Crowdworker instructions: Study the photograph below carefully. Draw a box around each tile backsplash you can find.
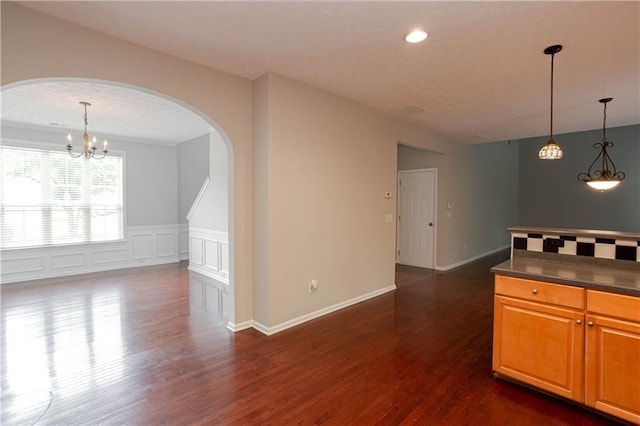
[512,231,640,263]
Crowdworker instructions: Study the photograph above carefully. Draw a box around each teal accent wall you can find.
[518,124,639,232]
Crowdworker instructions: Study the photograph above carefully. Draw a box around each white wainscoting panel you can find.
[91,248,128,265]
[2,256,45,274]
[1,225,182,284]
[190,236,204,266]
[157,232,175,258]
[178,224,189,260]
[51,252,87,269]
[188,227,229,284]
[132,233,153,260]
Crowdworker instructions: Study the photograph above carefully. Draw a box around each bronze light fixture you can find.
[577,98,625,191]
[66,101,109,160]
[538,45,564,160]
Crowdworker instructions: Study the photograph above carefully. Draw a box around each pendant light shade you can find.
[539,45,563,160]
[538,139,563,160]
[577,98,625,191]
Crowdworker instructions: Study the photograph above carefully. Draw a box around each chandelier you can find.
[538,45,564,160]
[66,101,108,160]
[577,98,625,191]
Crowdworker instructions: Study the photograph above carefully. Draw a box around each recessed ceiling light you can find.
[405,29,428,44]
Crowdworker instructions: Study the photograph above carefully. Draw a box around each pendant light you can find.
[577,98,625,191]
[538,45,564,160]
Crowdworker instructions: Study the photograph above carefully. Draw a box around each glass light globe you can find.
[538,140,563,160]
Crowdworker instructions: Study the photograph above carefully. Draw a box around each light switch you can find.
[385,214,393,224]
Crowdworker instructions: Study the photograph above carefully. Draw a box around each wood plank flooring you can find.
[1,254,626,425]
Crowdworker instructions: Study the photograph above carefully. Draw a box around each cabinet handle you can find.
[576,319,582,325]
[532,289,538,294]
[587,321,594,327]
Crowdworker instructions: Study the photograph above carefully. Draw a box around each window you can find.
[1,145,124,248]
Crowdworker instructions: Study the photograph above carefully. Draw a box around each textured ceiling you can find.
[1,81,211,144]
[8,1,640,144]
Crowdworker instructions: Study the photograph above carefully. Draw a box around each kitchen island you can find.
[491,227,640,424]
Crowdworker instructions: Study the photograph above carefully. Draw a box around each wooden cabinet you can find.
[493,276,584,401]
[585,291,640,424]
[494,277,640,424]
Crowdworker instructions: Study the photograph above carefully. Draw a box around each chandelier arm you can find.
[92,150,108,160]
[601,145,621,177]
[66,148,84,159]
[577,144,605,182]
[600,144,610,175]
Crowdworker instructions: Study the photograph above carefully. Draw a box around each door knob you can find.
[428,222,433,226]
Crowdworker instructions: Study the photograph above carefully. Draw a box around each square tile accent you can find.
[560,235,577,241]
[616,239,638,247]
[576,242,595,257]
[595,243,616,259]
[543,240,559,253]
[595,237,616,245]
[615,245,637,261]
[528,238,543,252]
[558,241,577,255]
[577,236,596,243]
[513,237,527,250]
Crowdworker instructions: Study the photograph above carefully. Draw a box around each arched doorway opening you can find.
[0,77,236,324]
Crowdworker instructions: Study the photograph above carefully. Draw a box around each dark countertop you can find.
[491,257,640,297]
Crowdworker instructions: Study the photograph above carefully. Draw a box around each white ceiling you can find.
[1,81,211,144]
[7,1,640,144]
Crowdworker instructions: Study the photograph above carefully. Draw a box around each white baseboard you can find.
[434,244,510,272]
[244,284,397,336]
[227,320,253,332]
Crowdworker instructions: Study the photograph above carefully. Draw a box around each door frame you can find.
[396,168,438,269]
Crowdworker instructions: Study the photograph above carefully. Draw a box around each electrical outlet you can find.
[308,279,318,293]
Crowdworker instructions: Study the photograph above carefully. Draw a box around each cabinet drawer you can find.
[587,290,640,322]
[495,275,584,309]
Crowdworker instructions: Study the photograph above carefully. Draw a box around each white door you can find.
[397,169,436,269]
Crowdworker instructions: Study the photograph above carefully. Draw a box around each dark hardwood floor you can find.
[1,254,625,425]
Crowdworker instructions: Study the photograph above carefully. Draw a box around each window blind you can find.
[1,145,124,248]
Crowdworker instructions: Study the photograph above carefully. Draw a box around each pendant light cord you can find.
[549,52,555,139]
[602,100,607,143]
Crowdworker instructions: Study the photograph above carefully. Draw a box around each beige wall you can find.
[252,75,270,325]
[1,3,254,324]
[256,74,461,326]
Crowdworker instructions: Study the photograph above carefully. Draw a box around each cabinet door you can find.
[585,314,640,424]
[493,296,584,401]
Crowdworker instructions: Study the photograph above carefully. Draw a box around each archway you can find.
[0,77,236,325]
